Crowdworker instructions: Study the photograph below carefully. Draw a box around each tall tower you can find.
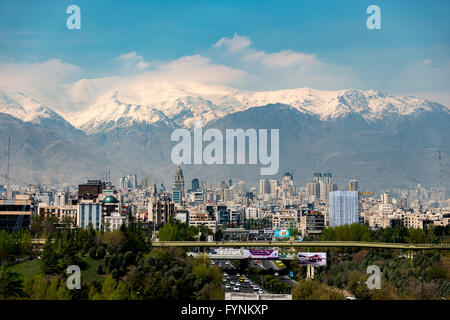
[173,166,185,196]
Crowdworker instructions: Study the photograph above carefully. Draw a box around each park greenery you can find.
[0,219,448,300]
[0,217,224,300]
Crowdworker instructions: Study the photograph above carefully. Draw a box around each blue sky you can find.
[0,0,449,107]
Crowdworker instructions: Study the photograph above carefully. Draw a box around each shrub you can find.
[97,246,106,259]
[97,264,104,275]
[103,255,110,267]
[111,269,120,280]
[124,251,134,265]
[88,247,97,259]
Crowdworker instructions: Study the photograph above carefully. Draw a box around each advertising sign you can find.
[297,252,327,266]
[243,249,279,260]
[273,229,290,238]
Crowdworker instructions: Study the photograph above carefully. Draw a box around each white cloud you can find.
[117,51,150,70]
[244,49,319,68]
[152,54,246,84]
[213,33,252,53]
[0,59,81,108]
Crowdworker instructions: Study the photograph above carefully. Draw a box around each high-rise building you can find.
[313,173,322,183]
[223,188,234,202]
[191,178,200,192]
[329,191,359,227]
[235,181,246,196]
[322,172,332,184]
[320,181,338,201]
[269,179,278,196]
[127,174,138,189]
[259,179,269,195]
[141,177,151,189]
[381,192,393,204]
[349,180,359,191]
[119,176,128,190]
[306,181,320,200]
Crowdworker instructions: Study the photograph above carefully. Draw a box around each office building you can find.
[78,180,104,200]
[77,200,102,230]
[0,195,33,231]
[191,178,200,192]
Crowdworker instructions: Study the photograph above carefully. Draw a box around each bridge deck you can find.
[30,239,449,250]
[151,241,450,250]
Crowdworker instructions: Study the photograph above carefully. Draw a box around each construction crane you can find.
[359,192,374,196]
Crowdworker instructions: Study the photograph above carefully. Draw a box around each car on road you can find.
[258,289,264,294]
[225,284,230,289]
[233,287,240,292]
[230,281,235,285]
[298,254,323,263]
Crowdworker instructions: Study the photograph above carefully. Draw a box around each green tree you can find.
[0,266,26,299]
[41,240,60,275]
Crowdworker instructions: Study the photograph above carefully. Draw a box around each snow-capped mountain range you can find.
[0,82,448,134]
[0,82,448,187]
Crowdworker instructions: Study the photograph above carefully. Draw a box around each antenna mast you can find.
[5,136,10,188]
[439,150,442,215]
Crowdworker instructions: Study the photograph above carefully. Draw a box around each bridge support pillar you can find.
[306,265,314,280]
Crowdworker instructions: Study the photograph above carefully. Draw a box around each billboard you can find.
[297,252,327,266]
[273,229,290,238]
[243,249,279,260]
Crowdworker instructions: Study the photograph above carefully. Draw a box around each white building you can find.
[245,207,260,220]
[104,213,128,232]
[329,191,359,227]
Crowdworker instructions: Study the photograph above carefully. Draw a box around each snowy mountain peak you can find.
[0,86,68,124]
